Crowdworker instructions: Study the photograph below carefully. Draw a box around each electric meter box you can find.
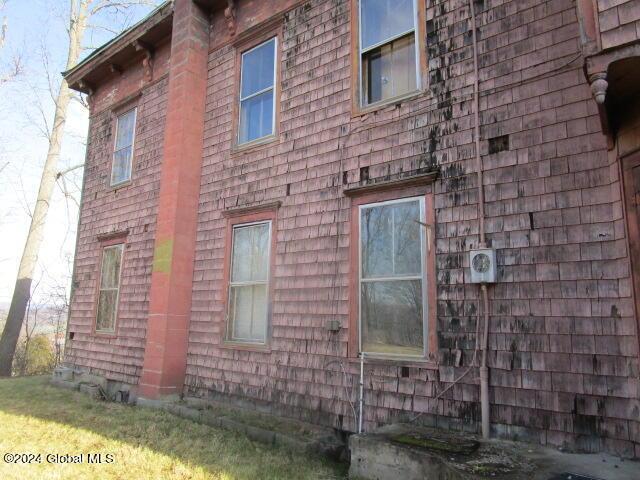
[469,248,497,284]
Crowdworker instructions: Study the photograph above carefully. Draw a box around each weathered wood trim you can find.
[217,342,271,353]
[346,356,438,369]
[349,0,428,117]
[229,12,285,49]
[619,149,640,363]
[343,170,438,197]
[89,73,169,119]
[347,184,438,361]
[228,21,284,154]
[111,98,140,131]
[96,229,130,242]
[221,200,282,218]
[585,40,640,76]
[64,2,173,91]
[220,206,279,349]
[91,234,128,339]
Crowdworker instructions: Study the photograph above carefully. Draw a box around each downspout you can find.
[469,0,491,439]
[358,353,365,434]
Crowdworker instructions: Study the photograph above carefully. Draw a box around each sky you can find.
[0,0,162,307]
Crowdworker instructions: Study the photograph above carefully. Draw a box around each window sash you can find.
[359,0,417,51]
[358,0,420,107]
[361,28,416,55]
[238,38,277,144]
[358,197,428,357]
[227,221,272,343]
[96,244,124,333]
[111,108,137,185]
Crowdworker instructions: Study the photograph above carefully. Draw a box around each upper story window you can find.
[111,108,136,186]
[227,221,272,343]
[96,243,124,333]
[359,197,427,356]
[238,37,277,145]
[358,0,419,106]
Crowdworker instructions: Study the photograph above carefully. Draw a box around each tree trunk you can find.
[0,1,87,376]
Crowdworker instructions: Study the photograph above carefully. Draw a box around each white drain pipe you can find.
[358,353,364,434]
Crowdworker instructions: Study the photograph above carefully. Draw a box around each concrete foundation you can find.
[349,424,639,480]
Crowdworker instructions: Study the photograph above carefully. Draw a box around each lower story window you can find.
[96,244,124,333]
[359,197,427,356]
[227,221,271,343]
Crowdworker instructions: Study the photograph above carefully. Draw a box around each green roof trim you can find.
[63,0,172,79]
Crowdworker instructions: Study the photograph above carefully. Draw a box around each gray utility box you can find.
[469,248,497,284]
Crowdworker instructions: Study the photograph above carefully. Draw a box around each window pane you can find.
[361,204,393,278]
[393,200,421,276]
[361,0,415,49]
[239,90,274,144]
[241,38,275,98]
[96,290,118,332]
[116,109,136,150]
[111,147,132,185]
[361,280,423,355]
[363,34,416,105]
[229,284,267,342]
[232,223,270,283]
[101,246,122,289]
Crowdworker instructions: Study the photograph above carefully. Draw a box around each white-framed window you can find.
[96,244,124,333]
[227,221,271,343]
[359,197,427,356]
[238,37,277,145]
[111,108,137,186]
[358,0,419,106]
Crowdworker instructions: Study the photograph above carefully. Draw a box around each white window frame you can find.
[358,0,421,107]
[227,220,272,344]
[96,243,124,334]
[238,37,278,145]
[110,107,137,186]
[358,196,428,357]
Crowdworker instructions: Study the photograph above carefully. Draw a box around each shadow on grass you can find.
[0,376,347,479]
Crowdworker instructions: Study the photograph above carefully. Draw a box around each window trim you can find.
[227,220,272,344]
[110,107,137,187]
[348,186,437,362]
[232,31,281,151]
[238,37,277,145]
[358,196,428,358]
[93,237,126,337]
[221,206,278,350]
[351,0,427,116]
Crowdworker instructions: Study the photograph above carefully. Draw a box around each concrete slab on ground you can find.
[349,424,638,480]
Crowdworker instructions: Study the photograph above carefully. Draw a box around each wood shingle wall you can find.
[184,0,639,457]
[65,0,640,458]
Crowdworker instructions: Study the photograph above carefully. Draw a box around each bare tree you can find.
[14,277,42,376]
[0,0,157,376]
[0,0,23,85]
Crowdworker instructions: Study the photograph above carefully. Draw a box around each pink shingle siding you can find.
[65,0,640,458]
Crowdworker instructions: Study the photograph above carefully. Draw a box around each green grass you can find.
[0,376,347,480]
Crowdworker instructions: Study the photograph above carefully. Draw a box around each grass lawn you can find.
[0,376,347,479]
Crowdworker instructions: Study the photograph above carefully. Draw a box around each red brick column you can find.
[139,0,209,399]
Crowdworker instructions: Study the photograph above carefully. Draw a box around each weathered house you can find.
[62,0,640,458]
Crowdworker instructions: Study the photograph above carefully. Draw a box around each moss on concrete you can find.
[391,433,479,455]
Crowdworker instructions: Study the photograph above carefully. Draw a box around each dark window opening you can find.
[488,135,510,154]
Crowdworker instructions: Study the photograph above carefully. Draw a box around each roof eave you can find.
[64,1,174,94]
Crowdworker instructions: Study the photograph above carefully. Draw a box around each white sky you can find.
[0,0,161,306]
